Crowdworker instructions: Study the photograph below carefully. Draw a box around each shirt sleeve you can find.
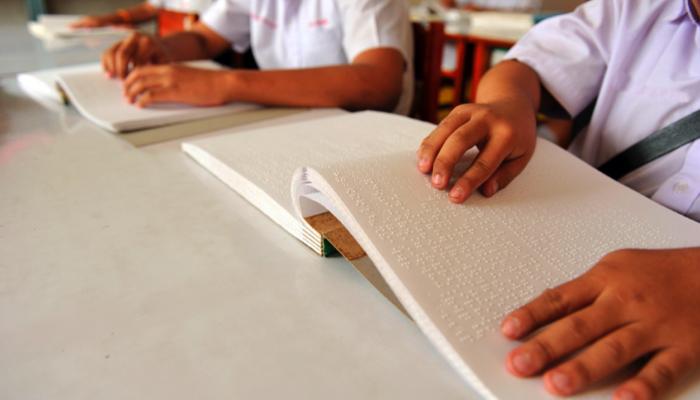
[200,0,251,52]
[504,0,620,117]
[336,0,412,64]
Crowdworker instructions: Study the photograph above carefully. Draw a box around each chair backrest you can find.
[156,8,198,37]
[411,21,445,124]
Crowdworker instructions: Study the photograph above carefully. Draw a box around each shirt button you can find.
[672,181,689,194]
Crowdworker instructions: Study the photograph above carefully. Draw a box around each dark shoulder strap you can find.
[598,109,700,180]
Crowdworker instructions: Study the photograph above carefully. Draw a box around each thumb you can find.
[480,155,530,197]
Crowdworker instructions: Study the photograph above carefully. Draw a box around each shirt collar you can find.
[665,0,700,24]
[687,0,700,24]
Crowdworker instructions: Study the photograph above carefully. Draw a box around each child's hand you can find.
[416,99,537,203]
[501,247,700,400]
[102,33,170,79]
[70,16,106,29]
[70,15,132,29]
[123,64,230,107]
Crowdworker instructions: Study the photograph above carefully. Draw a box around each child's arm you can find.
[415,60,541,203]
[70,2,158,28]
[501,247,700,400]
[101,22,230,79]
[121,47,404,112]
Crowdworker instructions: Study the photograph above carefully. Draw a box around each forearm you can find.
[160,23,231,62]
[220,65,402,111]
[476,60,541,115]
[158,32,211,61]
[97,3,158,25]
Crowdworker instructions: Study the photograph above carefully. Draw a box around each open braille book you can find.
[17,61,257,132]
[182,111,700,399]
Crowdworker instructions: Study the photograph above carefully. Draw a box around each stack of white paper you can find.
[28,14,131,40]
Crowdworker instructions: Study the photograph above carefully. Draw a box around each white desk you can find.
[0,40,479,399]
[0,20,120,78]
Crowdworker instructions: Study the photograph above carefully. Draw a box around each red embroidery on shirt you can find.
[308,18,328,28]
[250,12,277,29]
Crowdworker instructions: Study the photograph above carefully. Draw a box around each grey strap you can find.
[598,109,700,180]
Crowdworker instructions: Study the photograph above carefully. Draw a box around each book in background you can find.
[17,61,258,132]
[28,14,132,40]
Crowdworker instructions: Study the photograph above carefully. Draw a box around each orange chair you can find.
[465,34,516,101]
[411,21,446,124]
[156,8,198,37]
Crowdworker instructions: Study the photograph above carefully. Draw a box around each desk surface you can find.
[0,29,478,399]
[0,20,120,78]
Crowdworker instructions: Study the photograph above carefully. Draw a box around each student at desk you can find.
[417,0,700,398]
[100,0,413,115]
[71,0,213,36]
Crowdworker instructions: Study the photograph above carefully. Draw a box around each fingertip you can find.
[613,387,641,400]
[431,173,446,189]
[481,180,499,198]
[448,185,466,203]
[616,379,654,400]
[500,315,521,339]
[505,352,520,376]
[417,156,432,174]
[544,370,576,396]
[506,349,537,377]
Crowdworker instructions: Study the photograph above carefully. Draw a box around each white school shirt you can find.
[148,0,214,13]
[200,0,414,115]
[505,0,700,222]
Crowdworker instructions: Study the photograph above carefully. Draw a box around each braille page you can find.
[56,62,257,132]
[182,111,432,251]
[292,139,700,399]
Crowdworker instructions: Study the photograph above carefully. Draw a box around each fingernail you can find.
[614,389,637,400]
[418,157,430,171]
[485,181,499,197]
[547,371,574,394]
[511,351,534,375]
[501,316,520,337]
[432,173,444,187]
[449,186,465,201]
